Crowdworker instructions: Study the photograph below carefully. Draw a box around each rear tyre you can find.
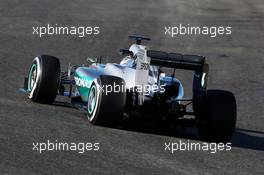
[27,55,60,104]
[87,75,126,126]
[199,90,237,143]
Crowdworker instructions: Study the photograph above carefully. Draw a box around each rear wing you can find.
[147,50,205,71]
[147,50,208,118]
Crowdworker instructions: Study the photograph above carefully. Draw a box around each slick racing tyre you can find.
[87,75,126,126]
[27,55,60,104]
[199,90,237,143]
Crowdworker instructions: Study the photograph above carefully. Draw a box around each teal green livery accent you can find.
[87,85,97,114]
[28,63,37,91]
[74,66,104,102]
[74,73,92,102]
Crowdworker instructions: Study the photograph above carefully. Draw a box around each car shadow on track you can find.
[118,118,200,140]
[117,118,264,152]
[53,101,73,108]
[52,101,264,152]
[231,128,264,151]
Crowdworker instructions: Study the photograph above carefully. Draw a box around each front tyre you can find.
[199,90,237,143]
[27,55,60,104]
[87,75,126,126]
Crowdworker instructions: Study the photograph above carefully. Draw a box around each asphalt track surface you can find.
[0,0,264,174]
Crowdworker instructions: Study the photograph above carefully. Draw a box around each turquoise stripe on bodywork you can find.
[74,66,104,102]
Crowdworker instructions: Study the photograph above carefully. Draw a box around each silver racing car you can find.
[21,35,237,142]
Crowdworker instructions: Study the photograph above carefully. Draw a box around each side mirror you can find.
[86,57,97,65]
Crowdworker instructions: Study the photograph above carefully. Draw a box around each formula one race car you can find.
[20,35,236,142]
